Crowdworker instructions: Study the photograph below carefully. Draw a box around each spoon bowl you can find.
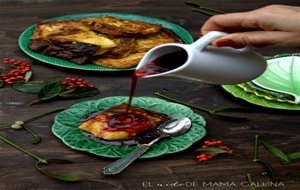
[103,117,192,175]
[158,117,192,137]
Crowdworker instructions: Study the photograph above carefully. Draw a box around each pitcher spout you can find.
[135,43,189,78]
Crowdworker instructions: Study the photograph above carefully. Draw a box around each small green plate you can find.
[222,54,300,110]
[252,53,300,104]
[52,96,206,158]
[19,13,194,71]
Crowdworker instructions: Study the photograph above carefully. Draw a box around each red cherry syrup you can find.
[127,50,188,108]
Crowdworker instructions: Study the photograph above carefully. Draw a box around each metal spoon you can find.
[102,117,192,175]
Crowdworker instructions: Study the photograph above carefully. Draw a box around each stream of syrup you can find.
[106,50,187,138]
[82,50,188,145]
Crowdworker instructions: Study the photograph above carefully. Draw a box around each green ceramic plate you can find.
[222,84,300,110]
[252,53,300,104]
[52,96,206,158]
[222,54,300,110]
[19,13,194,71]
[237,83,295,104]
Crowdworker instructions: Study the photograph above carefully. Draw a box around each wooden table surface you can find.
[1,0,299,189]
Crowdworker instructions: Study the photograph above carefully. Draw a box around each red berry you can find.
[16,76,25,80]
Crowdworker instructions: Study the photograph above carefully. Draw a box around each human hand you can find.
[201,5,300,48]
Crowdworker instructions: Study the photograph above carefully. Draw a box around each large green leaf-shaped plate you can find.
[252,54,300,104]
[52,96,206,158]
[19,13,193,71]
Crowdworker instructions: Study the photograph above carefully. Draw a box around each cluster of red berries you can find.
[196,140,233,162]
[0,58,31,84]
[61,77,95,90]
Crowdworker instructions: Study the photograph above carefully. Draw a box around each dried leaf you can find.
[25,71,32,82]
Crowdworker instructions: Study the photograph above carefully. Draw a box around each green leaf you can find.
[12,81,43,94]
[282,151,300,164]
[194,147,227,154]
[36,161,79,182]
[29,78,63,106]
[59,86,100,99]
[287,151,300,160]
[37,83,62,101]
[260,141,290,163]
[36,78,63,101]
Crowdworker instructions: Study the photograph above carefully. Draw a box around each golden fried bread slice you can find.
[79,104,171,140]
[31,20,90,39]
[92,28,181,68]
[29,20,118,64]
[102,37,137,58]
[31,20,117,49]
[81,16,162,37]
[134,30,180,53]
[92,52,145,68]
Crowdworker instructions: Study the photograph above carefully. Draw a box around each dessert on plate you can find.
[79,103,172,141]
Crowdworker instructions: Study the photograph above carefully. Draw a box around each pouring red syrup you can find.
[127,50,188,109]
[103,50,187,138]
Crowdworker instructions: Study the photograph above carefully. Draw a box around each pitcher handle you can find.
[191,31,228,51]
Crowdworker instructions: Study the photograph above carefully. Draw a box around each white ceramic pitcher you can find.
[135,31,267,84]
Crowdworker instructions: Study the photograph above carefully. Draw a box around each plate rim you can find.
[18,12,194,72]
[221,53,300,110]
[252,54,300,103]
[51,96,206,158]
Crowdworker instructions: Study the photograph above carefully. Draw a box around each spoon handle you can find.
[103,144,151,175]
